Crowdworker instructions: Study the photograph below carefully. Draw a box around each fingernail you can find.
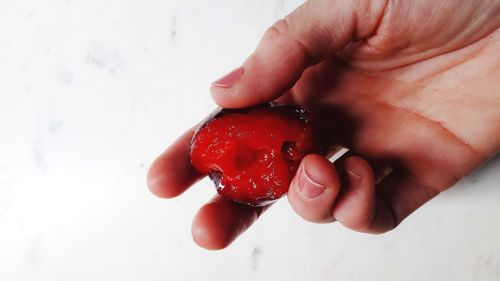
[297,165,325,199]
[212,66,243,88]
[346,169,362,187]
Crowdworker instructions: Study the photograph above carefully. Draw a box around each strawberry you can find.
[190,103,321,206]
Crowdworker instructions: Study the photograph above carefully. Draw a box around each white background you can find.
[1,0,499,280]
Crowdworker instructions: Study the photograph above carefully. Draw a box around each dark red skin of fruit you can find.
[190,103,321,207]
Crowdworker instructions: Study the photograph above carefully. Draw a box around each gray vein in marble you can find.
[58,70,73,86]
[0,177,15,219]
[33,148,47,174]
[251,246,262,271]
[86,46,122,74]
[48,120,64,135]
[170,14,177,46]
[25,236,44,266]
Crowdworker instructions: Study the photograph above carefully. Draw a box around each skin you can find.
[147,0,500,250]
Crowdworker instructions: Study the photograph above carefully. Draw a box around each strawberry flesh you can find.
[190,103,320,206]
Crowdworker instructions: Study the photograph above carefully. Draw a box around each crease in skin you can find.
[336,37,497,157]
[271,18,315,66]
[343,0,390,51]
[300,55,495,163]
[398,169,441,211]
[405,1,443,47]
[370,193,397,231]
[373,169,440,231]
[275,0,389,66]
[376,96,488,159]
[368,98,485,190]
[411,31,494,83]
[347,23,497,74]
[366,0,389,39]
[405,172,441,199]
[360,69,428,93]
[400,170,442,199]
[440,139,461,188]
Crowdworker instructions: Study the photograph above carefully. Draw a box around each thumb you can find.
[210,0,387,108]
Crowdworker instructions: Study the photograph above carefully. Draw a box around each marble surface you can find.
[1,1,499,280]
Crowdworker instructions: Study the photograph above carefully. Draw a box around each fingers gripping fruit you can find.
[190,103,321,207]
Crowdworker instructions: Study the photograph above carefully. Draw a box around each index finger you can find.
[147,128,203,198]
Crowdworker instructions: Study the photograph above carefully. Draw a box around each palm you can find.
[293,29,497,180]
[280,27,500,220]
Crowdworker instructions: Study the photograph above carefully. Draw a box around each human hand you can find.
[148,0,500,249]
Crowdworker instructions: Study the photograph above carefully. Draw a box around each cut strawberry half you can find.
[190,103,321,206]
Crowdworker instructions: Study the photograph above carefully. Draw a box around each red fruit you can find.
[190,103,321,207]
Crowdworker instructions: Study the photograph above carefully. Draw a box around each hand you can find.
[147,0,500,249]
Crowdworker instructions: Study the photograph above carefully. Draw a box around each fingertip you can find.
[147,151,173,198]
[332,156,376,231]
[210,66,251,108]
[343,156,375,184]
[209,19,310,108]
[211,66,244,89]
[210,82,255,109]
[191,200,233,250]
[147,129,203,199]
[191,196,264,250]
[288,154,341,223]
[302,154,341,191]
[147,153,192,199]
[146,158,171,198]
[192,225,227,250]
